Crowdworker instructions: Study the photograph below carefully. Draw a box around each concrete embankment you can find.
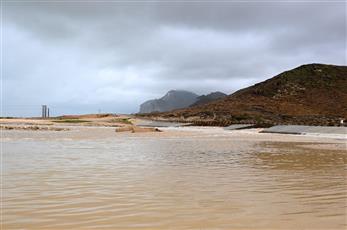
[261,125,346,138]
[135,120,192,127]
[224,124,255,130]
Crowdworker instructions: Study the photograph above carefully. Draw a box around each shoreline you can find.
[2,118,346,151]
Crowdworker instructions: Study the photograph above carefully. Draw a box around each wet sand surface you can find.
[2,126,347,229]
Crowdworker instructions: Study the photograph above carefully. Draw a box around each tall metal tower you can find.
[41,105,50,118]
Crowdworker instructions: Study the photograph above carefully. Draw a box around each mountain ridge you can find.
[139,90,199,113]
[190,92,227,107]
[139,90,227,113]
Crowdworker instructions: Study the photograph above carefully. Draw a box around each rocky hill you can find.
[142,64,347,126]
[190,92,227,107]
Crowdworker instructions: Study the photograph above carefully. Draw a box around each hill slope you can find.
[144,64,347,126]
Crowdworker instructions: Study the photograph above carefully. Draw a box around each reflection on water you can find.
[3,134,347,229]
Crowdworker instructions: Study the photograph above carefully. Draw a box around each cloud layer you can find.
[3,1,346,116]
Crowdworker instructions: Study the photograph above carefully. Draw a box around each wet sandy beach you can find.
[2,125,347,229]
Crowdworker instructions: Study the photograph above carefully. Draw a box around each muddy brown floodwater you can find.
[2,126,347,229]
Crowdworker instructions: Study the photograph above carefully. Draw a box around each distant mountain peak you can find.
[138,90,228,114]
[139,90,198,113]
[190,91,227,107]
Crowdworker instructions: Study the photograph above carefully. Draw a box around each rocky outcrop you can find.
[0,125,69,131]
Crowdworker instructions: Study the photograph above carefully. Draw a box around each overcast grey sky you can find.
[3,0,346,116]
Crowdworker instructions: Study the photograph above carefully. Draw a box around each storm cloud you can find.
[3,1,346,116]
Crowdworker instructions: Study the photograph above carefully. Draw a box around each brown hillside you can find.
[141,64,347,126]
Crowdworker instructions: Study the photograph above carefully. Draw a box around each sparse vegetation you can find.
[53,119,90,123]
[110,118,132,125]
